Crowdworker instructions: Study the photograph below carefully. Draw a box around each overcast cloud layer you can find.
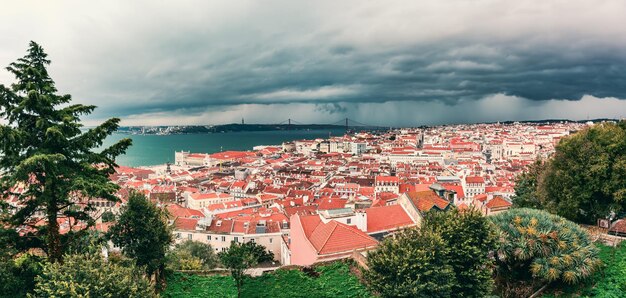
[1,0,626,126]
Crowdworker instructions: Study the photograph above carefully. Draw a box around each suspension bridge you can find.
[272,118,385,129]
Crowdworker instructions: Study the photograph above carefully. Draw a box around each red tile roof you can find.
[317,198,347,210]
[167,204,204,218]
[298,215,378,254]
[366,205,415,233]
[405,190,450,212]
[376,176,399,183]
[465,176,485,184]
[485,196,512,209]
[174,218,198,230]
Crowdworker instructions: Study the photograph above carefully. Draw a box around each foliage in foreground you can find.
[490,208,601,297]
[365,228,454,297]
[513,121,626,224]
[218,241,275,298]
[108,191,172,283]
[365,208,498,297]
[32,253,155,298]
[543,242,626,297]
[0,41,131,262]
[0,253,43,298]
[422,208,499,297]
[164,261,371,298]
[167,240,219,271]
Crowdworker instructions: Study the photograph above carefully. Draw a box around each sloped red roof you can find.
[317,198,347,210]
[474,193,488,202]
[441,184,465,199]
[485,196,512,209]
[174,217,198,230]
[167,204,204,218]
[405,190,450,212]
[366,205,414,233]
[299,215,378,254]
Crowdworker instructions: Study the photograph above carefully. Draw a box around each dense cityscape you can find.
[2,1,626,297]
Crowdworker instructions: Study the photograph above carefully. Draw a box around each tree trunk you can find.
[47,202,61,262]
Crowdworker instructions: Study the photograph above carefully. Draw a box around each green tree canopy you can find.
[422,208,499,297]
[365,228,455,297]
[490,208,601,297]
[167,240,218,271]
[108,191,172,283]
[32,253,155,298]
[0,41,131,262]
[365,208,498,298]
[512,159,549,209]
[514,122,626,224]
[219,241,272,298]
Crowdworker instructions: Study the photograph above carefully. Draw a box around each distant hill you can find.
[116,118,621,134]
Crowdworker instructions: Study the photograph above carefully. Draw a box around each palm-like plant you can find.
[490,208,601,297]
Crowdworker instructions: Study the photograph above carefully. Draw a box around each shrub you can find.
[490,208,601,297]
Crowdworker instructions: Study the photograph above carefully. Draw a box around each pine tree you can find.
[0,41,131,262]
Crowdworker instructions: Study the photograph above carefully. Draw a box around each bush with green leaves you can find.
[365,228,455,297]
[108,191,172,283]
[514,121,626,224]
[32,253,155,298]
[490,208,601,297]
[422,208,499,297]
[219,241,274,298]
[167,240,218,271]
[365,208,498,298]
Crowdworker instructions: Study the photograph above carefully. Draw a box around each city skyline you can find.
[1,1,626,126]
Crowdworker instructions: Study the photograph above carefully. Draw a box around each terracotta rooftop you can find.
[167,204,204,218]
[366,205,415,233]
[405,190,450,212]
[298,215,378,254]
[485,196,512,209]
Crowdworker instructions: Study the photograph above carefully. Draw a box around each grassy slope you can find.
[163,262,373,298]
[545,243,626,297]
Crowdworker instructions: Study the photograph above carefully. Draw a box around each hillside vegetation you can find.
[164,262,372,298]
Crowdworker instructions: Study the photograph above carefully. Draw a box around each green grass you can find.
[544,242,626,297]
[163,262,373,298]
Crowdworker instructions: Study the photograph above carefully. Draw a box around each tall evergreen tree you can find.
[0,41,131,262]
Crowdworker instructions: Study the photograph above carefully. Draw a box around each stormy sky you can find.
[1,1,626,126]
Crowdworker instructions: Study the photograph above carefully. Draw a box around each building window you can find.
[250,238,255,243]
[269,238,272,243]
[188,234,192,240]
[222,236,226,242]
[234,237,239,243]
[207,235,212,241]
[347,218,352,224]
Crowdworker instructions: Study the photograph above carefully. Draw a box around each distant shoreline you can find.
[112,118,621,135]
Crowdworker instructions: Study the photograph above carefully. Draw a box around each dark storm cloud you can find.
[1,1,626,125]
